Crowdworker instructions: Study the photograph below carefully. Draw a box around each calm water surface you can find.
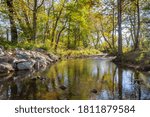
[0,58,150,100]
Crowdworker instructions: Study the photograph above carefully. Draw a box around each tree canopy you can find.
[0,0,149,57]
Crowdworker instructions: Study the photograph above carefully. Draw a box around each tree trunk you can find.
[32,0,37,41]
[51,0,64,45]
[55,19,67,50]
[112,1,115,49]
[67,18,71,49]
[6,0,18,43]
[134,0,140,50]
[118,67,123,99]
[117,0,122,61]
[55,26,65,50]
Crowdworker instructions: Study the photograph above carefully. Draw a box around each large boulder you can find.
[0,49,59,72]
[13,59,36,70]
[0,62,14,73]
[30,51,54,64]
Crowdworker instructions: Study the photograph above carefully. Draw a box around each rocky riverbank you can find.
[0,47,60,74]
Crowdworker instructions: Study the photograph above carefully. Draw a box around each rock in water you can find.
[59,85,67,90]
[0,62,14,73]
[91,89,98,94]
[31,77,37,81]
[14,59,36,70]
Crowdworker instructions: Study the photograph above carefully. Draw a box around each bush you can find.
[57,48,100,58]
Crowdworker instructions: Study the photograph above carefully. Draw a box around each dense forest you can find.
[0,0,150,100]
[0,0,150,61]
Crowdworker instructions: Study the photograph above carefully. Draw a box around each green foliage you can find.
[135,53,145,63]
[57,49,100,58]
[0,0,149,58]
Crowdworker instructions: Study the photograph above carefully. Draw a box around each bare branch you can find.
[37,0,44,10]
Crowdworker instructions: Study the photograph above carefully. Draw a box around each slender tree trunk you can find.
[100,22,112,50]
[51,0,64,45]
[112,2,115,49]
[55,27,65,50]
[6,0,18,43]
[74,28,77,49]
[43,1,52,42]
[32,0,37,41]
[67,18,71,49]
[6,28,9,41]
[55,19,68,50]
[134,0,140,50]
[117,0,122,61]
[118,67,123,99]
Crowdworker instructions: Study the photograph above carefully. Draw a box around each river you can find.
[0,58,150,100]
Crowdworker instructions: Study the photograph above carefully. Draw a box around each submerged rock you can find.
[139,65,150,72]
[59,85,67,90]
[31,77,37,81]
[91,89,98,94]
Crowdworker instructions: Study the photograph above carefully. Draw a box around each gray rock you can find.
[0,55,16,64]
[0,49,59,72]
[0,62,14,73]
[34,60,47,70]
[16,51,31,59]
[14,59,36,70]
[35,48,45,52]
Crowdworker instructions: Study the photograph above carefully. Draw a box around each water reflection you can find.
[0,58,150,100]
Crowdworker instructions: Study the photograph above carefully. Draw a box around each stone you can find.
[59,85,67,90]
[91,89,98,94]
[34,60,47,70]
[14,59,36,70]
[0,55,16,64]
[35,48,45,52]
[16,51,32,59]
[142,65,150,72]
[0,62,14,73]
[0,49,59,72]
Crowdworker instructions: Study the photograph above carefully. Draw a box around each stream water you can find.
[0,58,150,100]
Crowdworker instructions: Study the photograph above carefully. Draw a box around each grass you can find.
[0,40,101,58]
[57,48,101,58]
[123,50,150,65]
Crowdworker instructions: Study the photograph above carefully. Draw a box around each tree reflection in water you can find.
[0,58,150,100]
